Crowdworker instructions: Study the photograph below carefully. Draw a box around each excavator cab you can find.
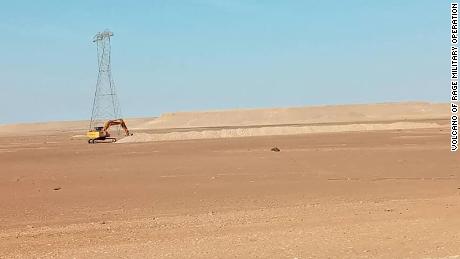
[87,119,132,144]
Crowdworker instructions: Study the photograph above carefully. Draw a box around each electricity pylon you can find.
[89,30,121,130]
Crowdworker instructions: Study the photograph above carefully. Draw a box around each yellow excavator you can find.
[87,119,132,143]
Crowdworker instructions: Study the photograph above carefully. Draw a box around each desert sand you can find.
[1,102,460,258]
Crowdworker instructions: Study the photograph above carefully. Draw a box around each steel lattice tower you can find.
[89,30,121,130]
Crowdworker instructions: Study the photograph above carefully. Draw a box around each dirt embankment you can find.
[118,122,442,143]
[118,102,448,143]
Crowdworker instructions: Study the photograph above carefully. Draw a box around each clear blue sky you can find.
[0,0,448,123]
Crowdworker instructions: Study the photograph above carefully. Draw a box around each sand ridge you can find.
[139,102,448,129]
[0,102,449,138]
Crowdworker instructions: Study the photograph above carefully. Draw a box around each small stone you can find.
[271,147,280,152]
[53,187,61,191]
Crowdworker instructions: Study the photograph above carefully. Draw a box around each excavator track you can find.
[89,138,117,144]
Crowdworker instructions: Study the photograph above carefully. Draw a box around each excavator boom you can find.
[103,119,131,136]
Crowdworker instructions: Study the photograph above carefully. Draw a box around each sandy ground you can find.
[1,103,459,258]
[1,125,459,258]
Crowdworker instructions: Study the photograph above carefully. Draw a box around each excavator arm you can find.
[102,119,131,136]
